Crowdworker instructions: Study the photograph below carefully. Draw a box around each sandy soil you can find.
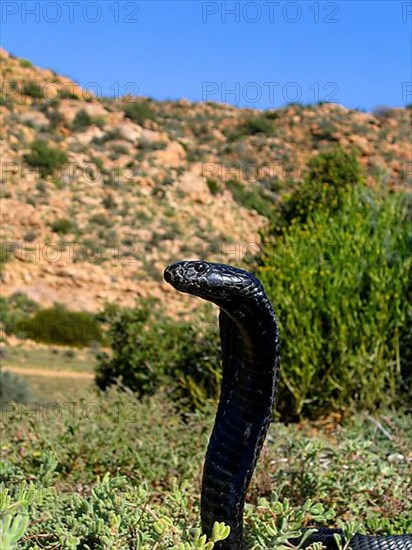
[3,366,94,379]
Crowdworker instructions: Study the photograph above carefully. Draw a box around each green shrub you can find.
[90,155,104,172]
[19,59,33,68]
[45,107,65,130]
[0,370,31,405]
[123,101,155,125]
[71,109,93,130]
[90,213,113,227]
[91,129,122,145]
[227,114,276,141]
[16,304,103,347]
[0,244,11,277]
[58,88,79,100]
[206,178,222,195]
[22,81,43,99]
[23,140,68,177]
[258,187,411,419]
[279,147,364,230]
[0,293,39,334]
[50,218,77,235]
[227,179,276,222]
[243,116,275,135]
[399,300,412,396]
[95,300,221,409]
[136,138,167,151]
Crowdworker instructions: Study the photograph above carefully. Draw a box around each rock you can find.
[82,102,108,118]
[139,128,168,143]
[0,200,41,227]
[21,110,49,129]
[68,125,105,145]
[150,141,186,168]
[177,170,209,203]
[58,100,107,125]
[349,135,372,155]
[114,120,143,142]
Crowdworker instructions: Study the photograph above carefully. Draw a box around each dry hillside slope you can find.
[1,48,410,314]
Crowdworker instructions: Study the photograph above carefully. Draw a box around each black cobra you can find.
[164,260,412,550]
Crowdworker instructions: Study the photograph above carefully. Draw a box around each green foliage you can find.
[0,512,29,550]
[227,179,276,221]
[228,114,276,141]
[0,482,34,549]
[1,388,410,547]
[95,300,221,409]
[50,218,77,235]
[19,59,33,68]
[44,106,65,130]
[245,496,336,549]
[58,88,79,100]
[0,370,31,405]
[0,244,11,277]
[399,305,412,394]
[206,178,222,195]
[16,304,103,347]
[71,109,93,130]
[22,80,43,99]
[123,101,155,125]
[90,213,113,227]
[0,292,39,334]
[23,140,68,177]
[136,138,167,152]
[258,187,411,418]
[0,474,228,549]
[91,129,122,145]
[90,155,104,172]
[278,147,364,229]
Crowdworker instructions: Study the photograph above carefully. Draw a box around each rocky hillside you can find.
[1,48,410,315]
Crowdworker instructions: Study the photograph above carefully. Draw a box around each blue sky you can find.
[2,1,411,111]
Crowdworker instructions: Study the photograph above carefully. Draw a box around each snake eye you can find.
[194,262,207,274]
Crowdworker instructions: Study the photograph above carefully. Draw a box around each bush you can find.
[16,304,103,347]
[278,147,364,230]
[258,187,411,419]
[23,140,68,177]
[19,58,33,68]
[227,179,277,222]
[50,218,77,235]
[71,109,93,130]
[91,129,122,145]
[227,114,276,141]
[0,370,31,405]
[90,213,113,227]
[22,80,43,99]
[0,293,39,334]
[123,101,155,125]
[206,178,222,195]
[0,243,11,277]
[95,300,221,409]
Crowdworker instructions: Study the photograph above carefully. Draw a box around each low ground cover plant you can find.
[16,304,104,347]
[1,388,410,548]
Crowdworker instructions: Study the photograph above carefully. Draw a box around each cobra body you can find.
[164,260,412,550]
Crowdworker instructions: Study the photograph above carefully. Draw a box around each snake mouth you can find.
[164,262,185,287]
[164,262,198,296]
[163,265,176,284]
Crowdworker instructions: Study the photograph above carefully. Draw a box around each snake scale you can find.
[164,260,412,550]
